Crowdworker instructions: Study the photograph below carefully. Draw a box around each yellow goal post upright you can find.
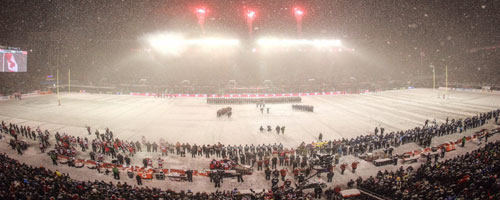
[68,68,71,93]
[437,65,449,99]
[57,69,60,106]
[440,65,449,99]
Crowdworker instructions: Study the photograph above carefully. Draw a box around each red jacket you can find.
[352,162,358,169]
[340,164,346,170]
[280,169,287,176]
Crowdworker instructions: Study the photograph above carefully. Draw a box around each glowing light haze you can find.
[245,9,257,38]
[293,7,305,35]
[257,38,341,47]
[144,33,240,56]
[195,7,208,34]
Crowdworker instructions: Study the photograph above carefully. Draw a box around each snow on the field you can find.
[1,89,499,147]
[0,88,499,193]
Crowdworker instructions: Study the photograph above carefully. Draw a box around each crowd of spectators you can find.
[0,153,325,199]
[294,110,498,162]
[359,140,500,199]
[0,118,363,199]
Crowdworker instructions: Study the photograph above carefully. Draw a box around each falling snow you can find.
[0,0,499,197]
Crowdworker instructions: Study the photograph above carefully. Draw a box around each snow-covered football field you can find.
[0,88,498,147]
[1,88,500,193]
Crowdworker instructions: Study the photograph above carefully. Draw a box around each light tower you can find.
[195,7,207,35]
[245,9,256,38]
[293,7,305,35]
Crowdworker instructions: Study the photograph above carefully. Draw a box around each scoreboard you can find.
[0,49,28,72]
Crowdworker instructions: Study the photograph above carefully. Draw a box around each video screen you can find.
[0,49,28,72]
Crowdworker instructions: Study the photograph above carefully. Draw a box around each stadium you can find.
[1,1,500,200]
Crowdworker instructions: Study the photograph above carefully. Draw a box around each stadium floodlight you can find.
[146,33,186,56]
[293,7,305,34]
[246,10,256,20]
[150,37,239,47]
[185,38,240,46]
[294,7,304,17]
[145,33,240,55]
[195,7,208,34]
[245,9,257,38]
[311,40,342,47]
[195,7,208,24]
[148,34,182,47]
[196,8,206,14]
[257,38,342,47]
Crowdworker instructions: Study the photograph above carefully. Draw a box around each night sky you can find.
[0,0,499,84]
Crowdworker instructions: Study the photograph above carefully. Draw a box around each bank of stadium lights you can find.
[146,33,240,56]
[185,39,240,46]
[257,38,342,48]
[149,37,240,48]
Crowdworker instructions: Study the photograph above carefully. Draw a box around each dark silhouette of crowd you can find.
[0,153,294,199]
[0,151,345,199]
[359,140,500,200]
[1,119,334,198]
[307,109,500,161]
